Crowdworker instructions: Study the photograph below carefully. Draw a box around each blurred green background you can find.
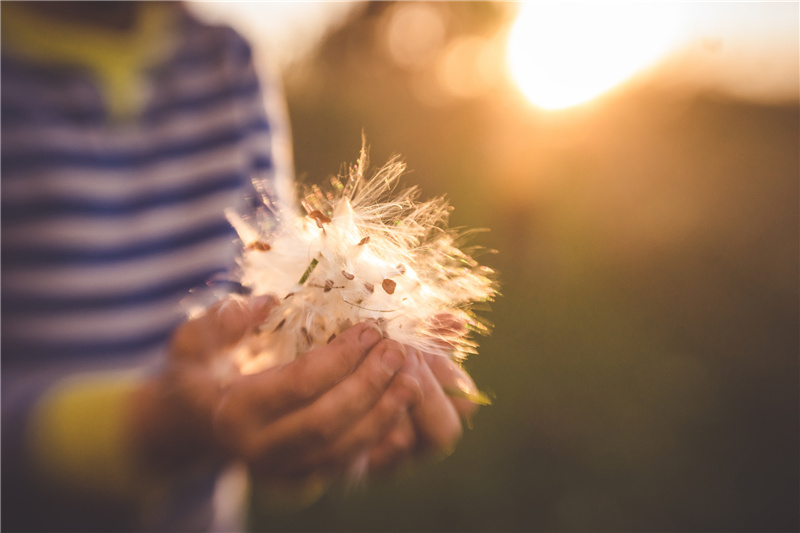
[229,3,798,531]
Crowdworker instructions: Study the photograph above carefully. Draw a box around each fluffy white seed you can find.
[226,145,496,373]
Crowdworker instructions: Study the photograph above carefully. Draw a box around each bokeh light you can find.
[385,2,446,70]
[436,35,500,100]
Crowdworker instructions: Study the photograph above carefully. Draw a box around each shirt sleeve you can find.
[26,371,160,501]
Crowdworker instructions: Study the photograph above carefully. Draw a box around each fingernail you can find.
[401,347,419,372]
[394,374,422,405]
[251,294,275,312]
[381,348,406,376]
[380,348,406,375]
[359,324,382,348]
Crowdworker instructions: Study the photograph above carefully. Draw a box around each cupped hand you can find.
[137,295,421,482]
[133,297,482,487]
[367,346,485,474]
[213,323,422,479]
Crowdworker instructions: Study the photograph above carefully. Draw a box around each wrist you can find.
[128,371,225,474]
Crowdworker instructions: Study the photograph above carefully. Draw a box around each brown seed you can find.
[358,236,370,246]
[308,210,331,229]
[246,241,271,251]
[324,279,334,292]
[327,333,337,344]
[382,279,397,295]
[300,327,312,346]
[284,292,294,300]
[274,318,286,332]
[342,270,355,280]
[364,282,374,294]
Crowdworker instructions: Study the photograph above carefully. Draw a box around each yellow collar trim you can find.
[2,3,178,119]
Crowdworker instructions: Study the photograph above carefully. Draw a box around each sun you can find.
[507,3,680,110]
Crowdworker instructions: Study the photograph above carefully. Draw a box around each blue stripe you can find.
[1,76,262,127]
[0,56,81,88]
[0,270,244,313]
[144,78,261,124]
[167,30,253,71]
[2,219,236,267]
[252,153,274,172]
[2,323,180,362]
[2,114,269,173]
[2,171,245,221]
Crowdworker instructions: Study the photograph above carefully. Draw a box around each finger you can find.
[236,322,384,415]
[429,313,467,336]
[237,339,408,475]
[171,295,276,362]
[313,372,421,471]
[411,349,463,454]
[422,352,481,422]
[213,323,386,465]
[367,414,417,474]
[213,294,276,346]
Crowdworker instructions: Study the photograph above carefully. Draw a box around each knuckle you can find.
[329,347,354,380]
[291,377,318,403]
[363,361,391,399]
[303,418,338,446]
[308,340,359,382]
[389,426,415,454]
[395,373,422,405]
[368,398,402,435]
[329,324,363,352]
[285,362,319,403]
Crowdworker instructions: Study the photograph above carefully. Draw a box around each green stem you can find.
[298,258,319,285]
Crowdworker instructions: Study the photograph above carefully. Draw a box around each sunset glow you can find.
[507,3,680,110]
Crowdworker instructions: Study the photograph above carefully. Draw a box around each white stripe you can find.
[4,298,184,345]
[3,191,244,248]
[2,91,265,155]
[3,138,260,202]
[149,57,259,108]
[4,236,237,298]
[246,128,275,159]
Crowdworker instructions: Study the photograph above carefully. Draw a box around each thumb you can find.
[212,294,276,348]
[171,294,276,363]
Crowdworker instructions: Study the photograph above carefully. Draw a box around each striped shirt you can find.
[1,5,292,531]
[2,7,291,366]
